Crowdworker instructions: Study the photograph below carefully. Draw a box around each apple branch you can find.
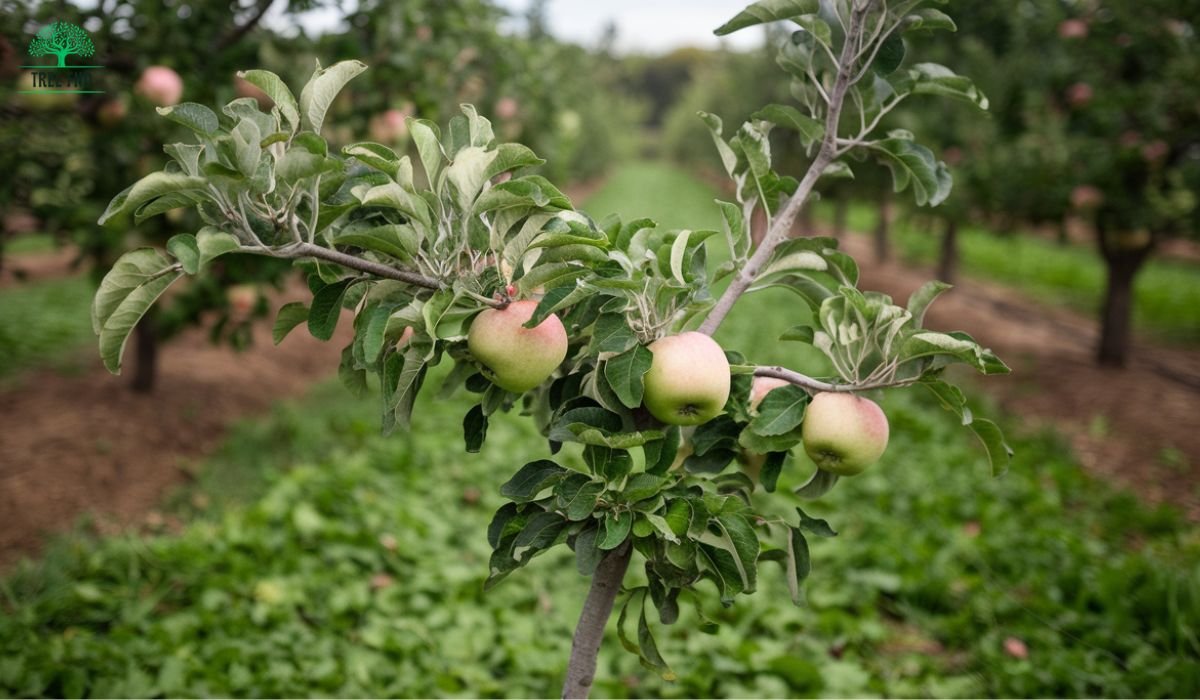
[697,0,876,337]
[754,365,916,394]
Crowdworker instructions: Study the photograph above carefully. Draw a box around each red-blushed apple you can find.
[495,96,519,121]
[749,376,790,413]
[369,107,413,143]
[802,392,889,476]
[643,332,730,426]
[135,66,183,107]
[226,284,257,322]
[468,300,568,392]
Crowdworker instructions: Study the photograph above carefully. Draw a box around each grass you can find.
[2,162,1198,697]
[828,202,1200,344]
[0,275,96,381]
[5,233,58,255]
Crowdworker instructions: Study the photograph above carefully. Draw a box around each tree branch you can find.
[697,1,876,337]
[213,0,276,52]
[284,242,437,290]
[754,365,915,394]
[562,542,632,699]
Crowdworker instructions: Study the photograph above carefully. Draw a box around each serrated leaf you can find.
[749,384,809,436]
[906,280,952,328]
[463,404,488,453]
[155,103,218,135]
[870,138,953,206]
[166,234,199,274]
[599,511,633,550]
[307,278,353,341]
[591,313,637,354]
[604,345,653,409]
[273,302,309,345]
[91,249,182,374]
[574,526,603,575]
[785,525,810,605]
[751,104,823,147]
[299,59,367,134]
[237,69,300,132]
[500,460,567,502]
[98,172,208,226]
[796,506,837,537]
[714,0,820,36]
[794,468,839,498]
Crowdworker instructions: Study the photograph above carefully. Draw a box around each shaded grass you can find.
[0,276,95,380]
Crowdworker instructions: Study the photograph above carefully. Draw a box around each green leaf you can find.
[197,228,240,267]
[794,468,839,498]
[463,404,488,453]
[714,0,820,36]
[760,452,786,492]
[273,302,309,345]
[902,8,957,33]
[637,594,677,680]
[342,142,401,177]
[906,280,952,328]
[308,278,353,341]
[599,511,634,550]
[869,138,952,207]
[785,526,810,605]
[873,33,906,75]
[166,234,199,275]
[585,445,634,484]
[574,526,603,575]
[98,172,209,226]
[751,104,823,147]
[409,119,443,183]
[749,384,809,436]
[334,224,419,261]
[901,331,1009,374]
[591,313,637,354]
[796,506,837,537]
[621,473,667,504]
[713,514,760,592]
[483,143,545,181]
[500,460,567,502]
[604,345,653,409]
[511,511,567,562]
[557,476,605,521]
[299,59,367,134]
[237,69,300,132]
[154,103,218,135]
[909,63,988,109]
[91,249,183,374]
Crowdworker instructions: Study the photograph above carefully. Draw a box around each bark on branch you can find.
[562,542,632,699]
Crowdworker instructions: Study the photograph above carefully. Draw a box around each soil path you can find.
[835,231,1200,519]
[0,283,352,566]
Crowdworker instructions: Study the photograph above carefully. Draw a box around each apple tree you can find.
[90,1,1010,696]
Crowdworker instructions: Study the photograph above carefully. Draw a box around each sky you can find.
[263,0,763,54]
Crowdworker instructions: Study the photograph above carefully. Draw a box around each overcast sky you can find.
[265,0,763,54]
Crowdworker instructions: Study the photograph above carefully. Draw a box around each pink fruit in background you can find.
[135,66,183,107]
[495,96,519,121]
[1065,82,1093,107]
[749,376,790,413]
[235,74,272,110]
[801,392,889,476]
[226,284,257,320]
[368,108,411,143]
[96,97,127,127]
[1070,184,1104,210]
[1141,139,1169,164]
[1057,19,1088,39]
[643,332,730,426]
[468,300,568,392]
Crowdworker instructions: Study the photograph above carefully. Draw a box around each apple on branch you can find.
[643,332,730,426]
[802,392,890,476]
[468,300,568,393]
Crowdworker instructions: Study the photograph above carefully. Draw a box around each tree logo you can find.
[28,21,94,67]
[20,20,104,96]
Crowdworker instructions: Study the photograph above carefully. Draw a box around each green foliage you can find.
[2,371,1196,698]
[0,277,95,380]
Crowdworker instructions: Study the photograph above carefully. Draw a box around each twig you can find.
[698,0,876,337]
[754,365,916,394]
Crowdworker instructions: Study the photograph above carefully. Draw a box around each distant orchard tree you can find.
[28,21,94,67]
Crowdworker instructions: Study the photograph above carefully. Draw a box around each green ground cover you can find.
[2,163,1197,698]
[0,276,95,381]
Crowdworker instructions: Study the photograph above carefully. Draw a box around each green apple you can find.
[643,332,730,426]
[801,392,889,476]
[468,300,568,393]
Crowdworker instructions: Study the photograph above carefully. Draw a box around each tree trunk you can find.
[131,312,159,393]
[1095,219,1152,368]
[937,217,958,284]
[832,196,848,240]
[562,542,632,699]
[873,190,891,263]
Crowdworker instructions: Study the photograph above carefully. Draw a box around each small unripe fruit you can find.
[468,300,568,393]
[643,332,730,426]
[135,66,183,107]
[96,97,128,127]
[802,392,889,476]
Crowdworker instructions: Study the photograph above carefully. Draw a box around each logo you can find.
[20,21,104,95]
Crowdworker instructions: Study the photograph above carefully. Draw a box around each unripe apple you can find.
[135,66,183,107]
[749,376,790,413]
[226,284,257,321]
[1057,19,1088,39]
[802,392,889,476]
[1065,82,1092,108]
[643,332,730,426]
[368,107,412,143]
[468,300,568,393]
